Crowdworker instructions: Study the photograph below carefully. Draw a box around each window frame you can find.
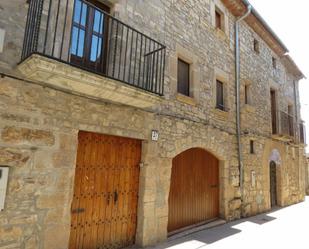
[216,79,225,111]
[254,39,260,54]
[177,58,191,97]
[215,9,222,30]
[245,84,249,105]
[70,0,111,73]
[272,57,277,69]
[250,140,255,154]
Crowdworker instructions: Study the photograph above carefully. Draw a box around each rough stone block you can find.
[2,127,55,146]
[0,226,22,244]
[52,151,76,168]
[0,147,30,167]
[44,225,70,249]
[229,198,241,210]
[36,193,67,209]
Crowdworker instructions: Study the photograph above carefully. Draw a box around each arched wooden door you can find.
[168,148,219,233]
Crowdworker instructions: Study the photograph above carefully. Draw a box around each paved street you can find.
[149,197,309,249]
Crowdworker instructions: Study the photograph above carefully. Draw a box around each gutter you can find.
[241,0,289,53]
[235,4,252,199]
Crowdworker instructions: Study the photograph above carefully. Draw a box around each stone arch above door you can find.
[167,138,228,162]
[269,149,281,165]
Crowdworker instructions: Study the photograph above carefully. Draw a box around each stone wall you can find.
[305,157,309,195]
[0,77,239,248]
[0,0,306,248]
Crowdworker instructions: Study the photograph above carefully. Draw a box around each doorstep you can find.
[167,219,227,241]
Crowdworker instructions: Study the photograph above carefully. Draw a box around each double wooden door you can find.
[69,131,141,249]
[168,148,219,233]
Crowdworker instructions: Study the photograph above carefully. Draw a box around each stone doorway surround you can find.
[135,133,233,247]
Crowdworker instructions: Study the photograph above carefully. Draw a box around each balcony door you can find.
[70,0,110,73]
[288,105,294,136]
[270,90,277,134]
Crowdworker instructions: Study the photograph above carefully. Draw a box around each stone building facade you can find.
[305,153,309,195]
[0,0,307,248]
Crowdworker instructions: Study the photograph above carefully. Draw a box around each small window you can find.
[254,39,260,54]
[216,80,224,110]
[272,57,277,69]
[177,59,190,96]
[215,9,222,30]
[250,140,254,154]
[245,85,249,104]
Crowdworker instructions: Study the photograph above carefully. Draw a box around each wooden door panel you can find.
[168,148,219,233]
[270,162,277,207]
[69,131,141,249]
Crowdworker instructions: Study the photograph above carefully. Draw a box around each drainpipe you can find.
[235,5,252,197]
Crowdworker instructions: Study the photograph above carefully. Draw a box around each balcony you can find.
[299,122,306,144]
[272,110,295,141]
[18,0,166,108]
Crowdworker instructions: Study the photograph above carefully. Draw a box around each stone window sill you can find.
[176,93,197,106]
[213,107,229,119]
[215,28,227,41]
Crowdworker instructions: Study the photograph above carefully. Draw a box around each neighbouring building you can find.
[0,0,307,248]
[305,153,309,195]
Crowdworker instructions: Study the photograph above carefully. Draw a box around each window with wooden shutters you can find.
[245,85,249,104]
[215,10,222,30]
[216,80,224,110]
[177,59,190,96]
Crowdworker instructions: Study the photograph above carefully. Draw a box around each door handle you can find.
[72,208,85,214]
[210,184,218,188]
[114,191,118,204]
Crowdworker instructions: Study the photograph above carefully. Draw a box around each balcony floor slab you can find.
[17,54,162,109]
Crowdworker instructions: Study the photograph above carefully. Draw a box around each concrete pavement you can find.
[148,197,309,249]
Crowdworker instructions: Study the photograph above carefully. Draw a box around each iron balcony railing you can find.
[272,110,295,138]
[21,0,166,95]
[279,110,295,137]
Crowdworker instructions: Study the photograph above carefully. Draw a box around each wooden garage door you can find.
[69,131,141,249]
[168,148,219,233]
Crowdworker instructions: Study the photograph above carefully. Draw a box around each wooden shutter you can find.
[177,59,190,96]
[216,80,224,110]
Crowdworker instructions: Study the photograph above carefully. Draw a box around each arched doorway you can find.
[168,148,219,233]
[269,161,277,207]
